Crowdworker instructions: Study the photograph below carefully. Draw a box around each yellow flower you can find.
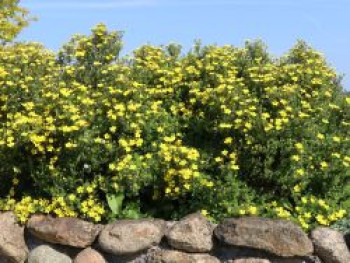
[238,209,246,215]
[331,153,341,158]
[301,197,308,204]
[68,194,76,202]
[206,181,214,188]
[317,199,326,207]
[109,163,116,171]
[224,137,233,144]
[77,186,84,194]
[316,133,325,140]
[249,206,258,215]
[230,164,239,170]
[291,155,300,161]
[215,157,223,163]
[316,214,329,225]
[295,168,305,177]
[293,185,301,193]
[336,209,346,218]
[245,122,252,129]
[300,221,309,230]
[320,161,328,170]
[201,209,208,216]
[295,143,304,151]
[109,126,117,133]
[65,142,77,148]
[164,135,176,142]
[221,150,228,156]
[75,51,85,57]
[332,136,341,143]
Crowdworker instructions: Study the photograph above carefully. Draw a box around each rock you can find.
[166,212,214,252]
[148,250,193,263]
[191,253,220,263]
[98,219,165,255]
[271,256,322,263]
[165,221,177,235]
[148,250,220,263]
[310,227,350,263]
[27,215,101,248]
[229,259,271,263]
[228,256,320,263]
[270,256,322,263]
[27,245,72,263]
[214,217,313,257]
[215,246,271,262]
[104,246,159,263]
[216,247,317,263]
[0,212,28,263]
[74,247,106,263]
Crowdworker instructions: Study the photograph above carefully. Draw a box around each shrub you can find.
[331,216,350,234]
[0,24,348,230]
[0,0,33,44]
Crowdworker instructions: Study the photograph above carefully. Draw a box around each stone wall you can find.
[0,211,349,263]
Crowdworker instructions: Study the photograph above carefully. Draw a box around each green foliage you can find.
[0,24,349,231]
[0,0,33,44]
[107,193,124,216]
[331,216,350,234]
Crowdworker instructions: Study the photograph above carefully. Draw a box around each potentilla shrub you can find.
[0,24,348,230]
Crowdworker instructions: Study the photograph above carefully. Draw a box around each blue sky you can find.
[19,0,350,90]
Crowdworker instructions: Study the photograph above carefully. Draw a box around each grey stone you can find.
[229,259,271,263]
[147,250,193,263]
[214,217,313,257]
[27,245,72,263]
[27,215,101,248]
[0,212,28,263]
[74,247,106,263]
[98,219,165,255]
[191,253,220,263]
[311,227,350,263]
[270,255,323,263]
[166,212,214,252]
[148,249,220,263]
[104,246,160,263]
[215,246,319,263]
[215,246,270,262]
[165,221,176,235]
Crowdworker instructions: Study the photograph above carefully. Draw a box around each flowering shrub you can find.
[0,0,33,44]
[0,24,349,230]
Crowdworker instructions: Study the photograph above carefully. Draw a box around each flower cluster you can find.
[0,25,348,229]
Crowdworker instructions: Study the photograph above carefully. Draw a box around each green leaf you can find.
[106,193,124,215]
